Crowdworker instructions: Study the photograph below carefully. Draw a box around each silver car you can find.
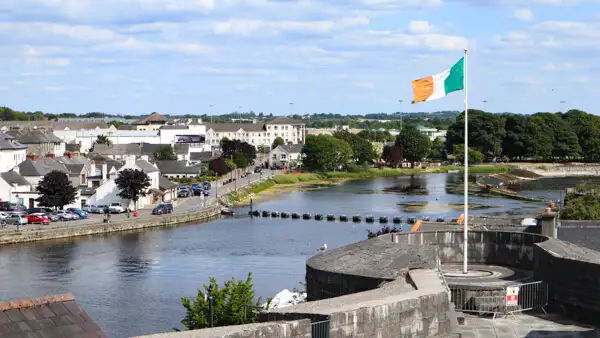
[53,210,74,221]
[5,213,27,225]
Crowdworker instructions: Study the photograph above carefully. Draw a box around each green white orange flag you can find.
[411,57,465,104]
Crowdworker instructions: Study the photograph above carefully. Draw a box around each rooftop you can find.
[0,293,106,337]
[154,160,200,174]
[134,113,168,125]
[275,144,303,153]
[205,123,266,133]
[266,116,304,125]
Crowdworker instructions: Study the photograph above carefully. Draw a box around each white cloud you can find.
[513,8,535,21]
[543,62,575,70]
[213,17,370,37]
[46,58,71,67]
[43,85,65,92]
[408,21,433,34]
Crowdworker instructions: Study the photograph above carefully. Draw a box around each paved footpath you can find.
[459,313,600,338]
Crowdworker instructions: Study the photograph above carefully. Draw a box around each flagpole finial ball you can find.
[464,47,468,52]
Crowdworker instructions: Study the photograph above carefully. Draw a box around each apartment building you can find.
[205,116,305,148]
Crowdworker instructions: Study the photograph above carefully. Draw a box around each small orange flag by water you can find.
[457,214,465,225]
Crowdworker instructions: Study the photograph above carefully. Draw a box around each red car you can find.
[27,213,49,225]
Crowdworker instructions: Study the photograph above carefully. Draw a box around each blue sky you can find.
[0,0,598,116]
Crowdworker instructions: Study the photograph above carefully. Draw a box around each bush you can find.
[179,273,270,330]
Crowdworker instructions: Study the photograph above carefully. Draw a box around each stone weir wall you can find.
[0,205,221,245]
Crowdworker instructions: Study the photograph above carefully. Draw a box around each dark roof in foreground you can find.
[155,160,200,174]
[0,293,106,337]
[159,176,178,190]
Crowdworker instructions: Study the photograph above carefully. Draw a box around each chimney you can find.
[102,163,108,182]
[26,153,36,161]
[125,155,136,166]
[46,153,55,159]
[64,151,73,159]
[89,160,97,177]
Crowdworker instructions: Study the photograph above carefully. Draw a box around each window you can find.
[281,154,287,160]
[272,154,277,159]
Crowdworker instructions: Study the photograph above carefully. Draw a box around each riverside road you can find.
[0,170,275,232]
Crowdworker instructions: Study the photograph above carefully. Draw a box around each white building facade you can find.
[205,116,305,149]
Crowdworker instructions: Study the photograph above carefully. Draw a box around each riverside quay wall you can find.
[0,205,220,245]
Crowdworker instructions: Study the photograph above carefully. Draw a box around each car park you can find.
[27,213,49,225]
[83,205,103,213]
[67,208,88,218]
[152,203,174,215]
[26,207,53,214]
[109,203,126,213]
[178,190,189,198]
[0,212,8,220]
[5,213,28,226]
[97,205,109,213]
[53,210,74,221]
[45,213,59,222]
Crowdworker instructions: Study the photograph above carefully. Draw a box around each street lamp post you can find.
[399,100,404,131]
[208,284,214,328]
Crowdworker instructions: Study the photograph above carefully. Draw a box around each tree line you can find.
[445,109,599,161]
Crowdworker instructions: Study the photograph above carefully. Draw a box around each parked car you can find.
[254,166,263,173]
[67,208,88,218]
[178,190,189,198]
[109,203,126,213]
[27,213,50,225]
[0,212,8,220]
[5,213,28,226]
[203,190,210,196]
[26,207,53,214]
[52,210,74,221]
[83,205,102,213]
[192,187,204,196]
[46,213,60,222]
[0,202,25,212]
[152,203,174,215]
[203,182,211,190]
[97,205,109,214]
[69,212,81,220]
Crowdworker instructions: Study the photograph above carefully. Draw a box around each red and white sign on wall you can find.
[505,286,520,306]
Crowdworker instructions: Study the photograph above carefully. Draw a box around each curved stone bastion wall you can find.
[306,230,600,328]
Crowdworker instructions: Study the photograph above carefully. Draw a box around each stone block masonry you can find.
[0,205,221,245]
[135,320,311,338]
[261,269,459,338]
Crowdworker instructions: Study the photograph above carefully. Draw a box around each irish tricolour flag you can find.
[411,57,465,104]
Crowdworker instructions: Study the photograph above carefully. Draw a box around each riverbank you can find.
[226,165,513,205]
[0,205,221,245]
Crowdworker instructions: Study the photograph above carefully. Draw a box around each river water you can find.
[0,174,552,337]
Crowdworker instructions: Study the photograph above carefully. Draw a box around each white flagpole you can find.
[463,48,469,274]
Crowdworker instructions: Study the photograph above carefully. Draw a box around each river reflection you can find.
[0,174,548,337]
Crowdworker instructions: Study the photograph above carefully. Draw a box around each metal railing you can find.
[505,281,548,315]
[311,320,331,338]
[451,281,548,318]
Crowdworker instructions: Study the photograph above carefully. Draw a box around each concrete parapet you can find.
[262,269,458,338]
[135,320,311,338]
[0,205,221,245]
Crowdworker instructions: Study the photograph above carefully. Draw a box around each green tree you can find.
[446,110,505,156]
[95,134,111,146]
[271,137,285,149]
[454,145,485,164]
[36,171,77,210]
[209,158,230,176]
[333,129,376,164]
[564,109,600,160]
[430,137,446,159]
[524,117,553,160]
[382,145,403,167]
[179,273,271,330]
[502,115,529,160]
[534,112,580,159]
[395,125,431,162]
[232,151,248,168]
[115,169,151,210]
[153,145,177,161]
[301,134,352,171]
